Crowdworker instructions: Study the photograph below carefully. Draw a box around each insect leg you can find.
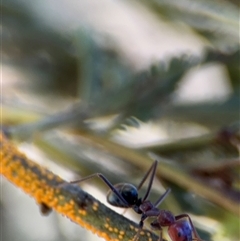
[150,220,165,241]
[138,160,158,201]
[154,188,171,207]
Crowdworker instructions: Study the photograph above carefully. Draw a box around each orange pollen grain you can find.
[59,195,64,200]
[118,234,123,239]
[130,225,134,230]
[78,210,87,216]
[93,205,98,211]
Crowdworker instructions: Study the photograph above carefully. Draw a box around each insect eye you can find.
[121,184,138,205]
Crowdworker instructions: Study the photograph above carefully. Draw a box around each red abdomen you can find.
[168,219,193,241]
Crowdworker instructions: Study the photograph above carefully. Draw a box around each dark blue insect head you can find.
[107,183,138,207]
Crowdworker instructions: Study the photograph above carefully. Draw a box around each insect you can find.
[69,160,204,241]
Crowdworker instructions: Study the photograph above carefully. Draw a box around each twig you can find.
[0,131,159,241]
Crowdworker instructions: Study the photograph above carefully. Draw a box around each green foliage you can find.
[141,0,239,48]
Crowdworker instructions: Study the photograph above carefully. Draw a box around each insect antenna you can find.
[137,160,158,202]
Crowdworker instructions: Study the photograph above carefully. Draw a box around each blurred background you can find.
[1,0,240,241]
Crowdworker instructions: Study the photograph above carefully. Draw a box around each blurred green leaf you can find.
[141,0,239,47]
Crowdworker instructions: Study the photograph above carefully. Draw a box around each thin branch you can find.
[0,131,160,241]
